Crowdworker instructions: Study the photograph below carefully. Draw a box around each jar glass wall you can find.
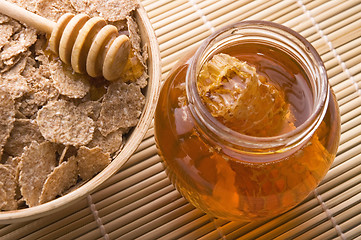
[154,21,340,221]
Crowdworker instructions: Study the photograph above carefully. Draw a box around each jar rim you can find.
[186,20,329,153]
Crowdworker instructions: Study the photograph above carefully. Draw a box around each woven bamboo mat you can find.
[1,0,361,239]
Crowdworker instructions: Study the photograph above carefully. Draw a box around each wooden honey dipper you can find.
[0,0,130,81]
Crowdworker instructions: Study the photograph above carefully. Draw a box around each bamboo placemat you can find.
[1,0,361,239]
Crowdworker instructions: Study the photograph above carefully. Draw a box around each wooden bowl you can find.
[0,5,161,224]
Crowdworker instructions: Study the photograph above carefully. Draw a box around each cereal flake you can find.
[50,60,91,99]
[78,100,102,120]
[0,164,18,210]
[39,157,78,204]
[127,16,141,53]
[4,119,45,157]
[7,0,38,13]
[120,16,148,87]
[19,141,57,207]
[0,24,14,50]
[87,128,124,155]
[97,81,145,136]
[76,146,111,181]
[36,100,95,146]
[0,27,37,65]
[0,73,30,99]
[17,64,59,117]
[35,0,76,21]
[96,0,138,21]
[70,0,138,21]
[0,89,16,157]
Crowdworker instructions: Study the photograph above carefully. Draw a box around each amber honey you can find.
[154,21,340,221]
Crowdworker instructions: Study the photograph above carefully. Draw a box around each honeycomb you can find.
[197,53,294,137]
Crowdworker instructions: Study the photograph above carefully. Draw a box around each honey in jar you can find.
[154,21,340,221]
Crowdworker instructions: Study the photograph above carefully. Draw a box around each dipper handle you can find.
[0,0,55,34]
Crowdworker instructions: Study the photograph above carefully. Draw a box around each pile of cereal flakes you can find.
[0,0,148,210]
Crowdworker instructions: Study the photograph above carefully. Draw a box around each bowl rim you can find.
[0,5,161,224]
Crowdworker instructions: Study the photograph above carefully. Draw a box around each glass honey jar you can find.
[154,21,340,221]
